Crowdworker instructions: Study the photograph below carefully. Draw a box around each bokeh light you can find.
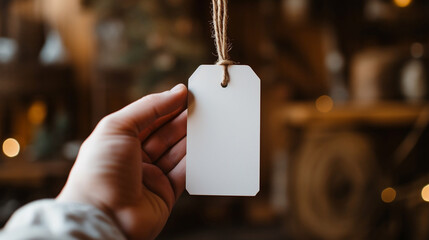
[315,95,334,113]
[27,101,47,125]
[393,0,412,8]
[2,138,20,158]
[422,184,429,202]
[381,187,396,203]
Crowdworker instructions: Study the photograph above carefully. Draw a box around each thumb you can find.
[98,84,187,136]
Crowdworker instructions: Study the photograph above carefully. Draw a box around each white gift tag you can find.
[186,65,260,196]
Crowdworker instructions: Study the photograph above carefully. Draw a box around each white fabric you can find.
[0,200,126,240]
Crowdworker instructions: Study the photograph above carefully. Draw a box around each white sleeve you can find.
[0,199,126,240]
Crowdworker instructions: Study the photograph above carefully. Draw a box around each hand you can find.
[57,84,188,240]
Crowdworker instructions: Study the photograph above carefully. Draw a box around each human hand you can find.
[57,84,188,240]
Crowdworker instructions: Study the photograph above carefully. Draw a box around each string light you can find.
[315,95,334,113]
[422,184,429,202]
[393,0,412,8]
[381,187,396,203]
[28,100,47,125]
[2,138,20,158]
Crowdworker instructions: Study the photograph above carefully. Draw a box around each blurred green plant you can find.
[84,0,206,91]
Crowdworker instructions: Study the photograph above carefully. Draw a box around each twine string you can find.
[212,0,234,87]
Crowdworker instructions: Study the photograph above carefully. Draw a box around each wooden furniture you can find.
[271,101,429,239]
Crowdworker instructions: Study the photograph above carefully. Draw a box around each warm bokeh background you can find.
[1,0,429,239]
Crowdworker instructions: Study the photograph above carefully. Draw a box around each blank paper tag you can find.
[186,65,260,196]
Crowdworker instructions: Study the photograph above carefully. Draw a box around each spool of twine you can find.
[291,131,378,239]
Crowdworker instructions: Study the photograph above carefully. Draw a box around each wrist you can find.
[56,186,114,221]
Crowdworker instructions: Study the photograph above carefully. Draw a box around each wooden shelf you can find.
[0,64,74,98]
[0,158,73,186]
[278,101,428,127]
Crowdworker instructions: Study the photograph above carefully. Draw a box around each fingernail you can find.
[171,84,184,93]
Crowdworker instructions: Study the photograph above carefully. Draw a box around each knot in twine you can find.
[212,0,234,88]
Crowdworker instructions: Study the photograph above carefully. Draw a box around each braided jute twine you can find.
[212,0,235,88]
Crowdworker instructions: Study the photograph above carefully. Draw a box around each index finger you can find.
[138,105,185,141]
